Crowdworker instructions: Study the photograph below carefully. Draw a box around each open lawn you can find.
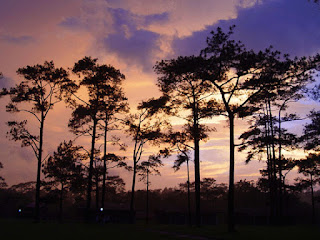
[1,219,319,240]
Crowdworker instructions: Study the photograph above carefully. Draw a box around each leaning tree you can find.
[0,61,74,221]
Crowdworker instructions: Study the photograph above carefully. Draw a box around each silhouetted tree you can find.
[138,154,163,224]
[97,175,126,204]
[68,56,125,219]
[201,26,318,231]
[42,140,84,222]
[0,72,5,187]
[178,178,227,215]
[125,104,167,221]
[0,61,74,221]
[105,175,126,195]
[92,157,102,210]
[201,178,227,202]
[154,55,217,226]
[92,153,127,210]
[239,110,299,219]
[303,110,320,151]
[174,150,192,225]
[10,181,36,194]
[0,162,7,188]
[165,131,193,225]
[97,66,128,210]
[295,153,320,224]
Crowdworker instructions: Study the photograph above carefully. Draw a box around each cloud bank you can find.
[173,0,320,58]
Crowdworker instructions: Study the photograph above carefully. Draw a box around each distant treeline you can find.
[0,177,318,225]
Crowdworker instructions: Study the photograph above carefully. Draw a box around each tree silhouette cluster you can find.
[0,27,320,230]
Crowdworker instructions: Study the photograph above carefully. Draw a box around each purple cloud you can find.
[171,29,210,58]
[59,7,169,72]
[0,75,15,89]
[0,35,34,45]
[103,8,168,71]
[173,0,320,58]
[104,29,161,72]
[59,17,84,30]
[144,12,168,26]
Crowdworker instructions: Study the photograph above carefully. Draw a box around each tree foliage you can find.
[303,110,320,151]
[0,162,7,189]
[137,154,163,182]
[0,61,74,221]
[201,25,319,231]
[154,55,217,226]
[295,153,320,223]
[42,140,84,221]
[125,104,168,218]
[42,141,84,190]
[68,56,126,215]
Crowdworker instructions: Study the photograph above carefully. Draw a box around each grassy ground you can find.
[1,219,319,240]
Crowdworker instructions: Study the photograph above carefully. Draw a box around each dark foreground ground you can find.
[1,219,319,240]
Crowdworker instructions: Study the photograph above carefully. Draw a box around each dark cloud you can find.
[0,35,35,45]
[144,12,169,26]
[106,7,169,31]
[59,6,169,72]
[102,8,168,72]
[59,17,84,30]
[173,0,320,58]
[171,29,210,57]
[104,29,161,72]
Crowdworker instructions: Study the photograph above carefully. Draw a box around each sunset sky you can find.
[0,0,320,190]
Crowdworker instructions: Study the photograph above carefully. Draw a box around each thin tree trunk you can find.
[86,116,97,221]
[146,167,149,224]
[268,100,278,221]
[130,120,141,224]
[310,174,315,224]
[278,109,283,220]
[283,176,288,216]
[267,100,277,222]
[101,118,108,209]
[193,101,201,227]
[35,111,44,222]
[130,159,137,223]
[228,114,235,232]
[187,157,191,226]
[95,168,99,211]
[59,183,64,223]
[194,138,200,226]
[265,106,273,221]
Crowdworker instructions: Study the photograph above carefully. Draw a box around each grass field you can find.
[1,219,319,240]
